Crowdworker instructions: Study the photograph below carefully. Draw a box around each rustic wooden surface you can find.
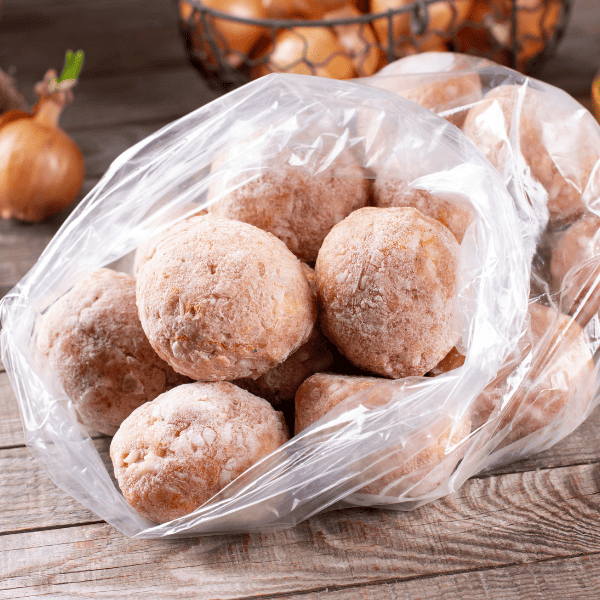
[1,0,600,598]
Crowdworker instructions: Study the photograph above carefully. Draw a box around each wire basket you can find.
[176,0,572,92]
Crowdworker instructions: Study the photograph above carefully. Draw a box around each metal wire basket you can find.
[176,0,572,93]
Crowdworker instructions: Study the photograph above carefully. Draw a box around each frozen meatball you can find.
[207,151,370,262]
[472,302,595,446]
[36,268,189,436]
[295,372,383,434]
[316,207,459,378]
[110,381,289,523]
[551,213,600,313]
[372,180,474,243]
[295,373,470,497]
[136,214,316,381]
[463,85,600,228]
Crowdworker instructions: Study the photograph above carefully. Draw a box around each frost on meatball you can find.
[207,150,370,262]
[316,207,459,378]
[462,85,600,228]
[36,268,190,436]
[295,373,470,497]
[110,382,289,523]
[136,214,316,381]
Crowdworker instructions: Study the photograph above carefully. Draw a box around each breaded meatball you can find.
[472,303,595,446]
[463,85,600,228]
[110,382,289,523]
[295,373,470,496]
[372,180,474,243]
[316,207,459,378]
[136,214,316,381]
[207,150,370,262]
[551,213,600,313]
[36,268,190,436]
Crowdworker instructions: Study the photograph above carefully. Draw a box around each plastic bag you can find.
[359,52,600,469]
[1,73,530,538]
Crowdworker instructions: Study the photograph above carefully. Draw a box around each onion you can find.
[179,0,267,68]
[254,27,356,80]
[457,0,560,71]
[370,0,473,49]
[324,5,382,77]
[263,0,357,19]
[0,69,85,222]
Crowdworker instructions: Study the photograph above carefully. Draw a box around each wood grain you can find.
[1,462,600,599]
[1,399,600,536]
[281,554,600,600]
[0,439,110,534]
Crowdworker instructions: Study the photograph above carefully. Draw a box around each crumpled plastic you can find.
[359,52,600,470]
[0,72,534,538]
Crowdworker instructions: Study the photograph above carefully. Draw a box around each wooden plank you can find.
[281,554,600,600]
[0,0,192,84]
[1,462,600,599]
[0,371,108,449]
[70,120,173,179]
[0,439,110,534]
[1,385,600,536]
[0,178,98,295]
[0,371,24,448]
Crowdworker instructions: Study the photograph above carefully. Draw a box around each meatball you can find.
[295,373,470,497]
[551,213,600,313]
[372,180,474,243]
[36,268,189,436]
[472,303,595,446]
[136,214,316,381]
[207,150,370,262]
[110,382,289,523]
[234,265,334,407]
[463,84,600,228]
[316,207,459,378]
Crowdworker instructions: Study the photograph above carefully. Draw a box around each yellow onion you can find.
[593,69,600,123]
[0,70,85,222]
[324,5,382,77]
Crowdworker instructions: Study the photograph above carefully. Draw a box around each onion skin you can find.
[0,117,84,221]
[254,27,356,80]
[0,70,85,223]
[593,70,600,123]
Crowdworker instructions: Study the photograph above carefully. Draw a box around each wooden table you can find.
[1,1,600,597]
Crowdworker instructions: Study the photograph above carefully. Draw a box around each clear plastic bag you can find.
[1,73,531,538]
[359,52,600,470]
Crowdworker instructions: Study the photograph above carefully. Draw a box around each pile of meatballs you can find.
[36,72,599,524]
